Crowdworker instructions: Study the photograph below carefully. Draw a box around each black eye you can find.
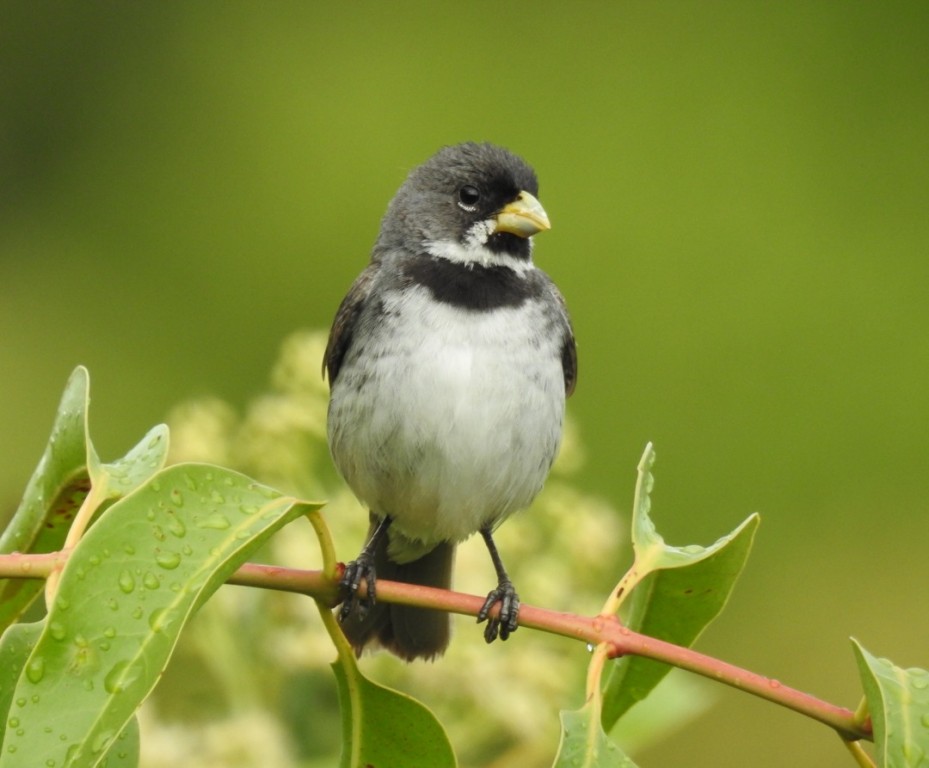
[457,185,481,211]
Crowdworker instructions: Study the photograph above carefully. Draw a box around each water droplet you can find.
[103,627,117,639]
[148,607,176,632]
[131,607,144,620]
[254,484,277,499]
[105,597,119,611]
[104,660,140,694]
[73,633,88,648]
[183,473,198,490]
[170,488,184,507]
[15,698,26,708]
[123,544,136,556]
[150,479,161,492]
[55,596,70,611]
[74,566,86,581]
[91,729,116,754]
[8,717,19,728]
[209,489,226,505]
[167,516,186,538]
[88,554,101,566]
[7,745,16,754]
[25,657,45,683]
[142,572,160,590]
[181,545,193,556]
[117,570,135,594]
[155,551,181,570]
[197,513,230,530]
[45,759,56,767]
[145,508,156,521]
[98,641,110,652]
[151,524,166,541]
[239,504,259,516]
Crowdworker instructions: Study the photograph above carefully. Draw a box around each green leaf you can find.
[89,424,169,505]
[0,368,93,628]
[601,444,760,730]
[0,368,169,631]
[554,703,638,768]
[0,464,318,768]
[852,639,929,768]
[101,716,139,768]
[0,621,45,756]
[331,652,456,768]
[3,625,144,766]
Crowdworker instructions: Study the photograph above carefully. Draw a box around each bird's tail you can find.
[338,525,454,662]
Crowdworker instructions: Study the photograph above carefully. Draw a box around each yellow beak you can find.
[493,190,551,238]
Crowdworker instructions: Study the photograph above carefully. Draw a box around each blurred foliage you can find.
[2,3,928,765]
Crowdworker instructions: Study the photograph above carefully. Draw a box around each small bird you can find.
[324,142,576,661]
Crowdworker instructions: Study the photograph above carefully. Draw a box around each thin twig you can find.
[0,552,872,744]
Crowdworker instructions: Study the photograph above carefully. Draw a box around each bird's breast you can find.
[328,284,566,553]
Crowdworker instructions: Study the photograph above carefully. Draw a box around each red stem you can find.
[0,552,871,743]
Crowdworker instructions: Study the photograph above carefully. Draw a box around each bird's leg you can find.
[476,527,520,643]
[339,515,392,620]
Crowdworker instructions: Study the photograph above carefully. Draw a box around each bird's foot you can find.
[339,554,377,621]
[477,579,520,643]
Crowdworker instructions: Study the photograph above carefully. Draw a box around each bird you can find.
[323,142,576,661]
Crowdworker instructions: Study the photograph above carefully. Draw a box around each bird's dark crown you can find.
[376,142,541,261]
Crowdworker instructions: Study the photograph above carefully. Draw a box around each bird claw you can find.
[339,555,376,621]
[477,579,520,643]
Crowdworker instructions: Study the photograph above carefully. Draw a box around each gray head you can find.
[375,142,550,264]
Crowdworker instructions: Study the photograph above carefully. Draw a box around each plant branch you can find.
[0,551,871,744]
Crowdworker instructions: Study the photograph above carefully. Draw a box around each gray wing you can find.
[323,263,379,385]
[545,280,577,398]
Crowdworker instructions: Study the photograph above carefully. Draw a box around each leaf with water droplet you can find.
[24,658,44,685]
[154,552,181,571]
[1,368,171,635]
[852,639,929,768]
[195,513,230,531]
[89,423,169,505]
[601,443,760,730]
[116,571,135,595]
[0,621,44,752]
[0,463,319,768]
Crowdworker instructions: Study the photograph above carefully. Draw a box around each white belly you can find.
[328,287,565,560]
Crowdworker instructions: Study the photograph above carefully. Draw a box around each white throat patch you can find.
[424,219,536,274]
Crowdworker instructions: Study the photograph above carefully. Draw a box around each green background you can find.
[2,3,928,766]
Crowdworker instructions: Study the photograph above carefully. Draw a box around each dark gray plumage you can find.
[325,142,576,660]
